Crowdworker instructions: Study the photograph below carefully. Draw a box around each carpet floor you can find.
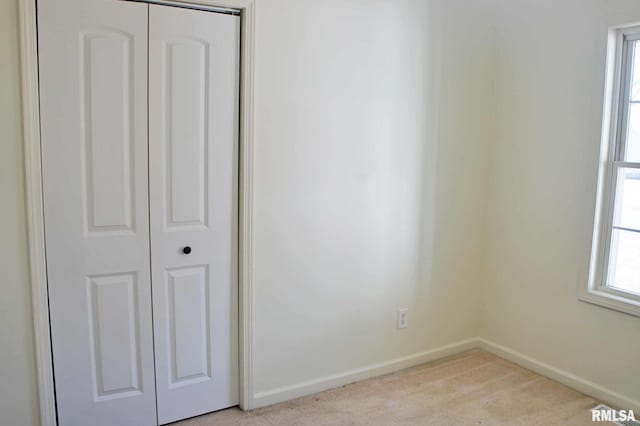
[175,350,603,425]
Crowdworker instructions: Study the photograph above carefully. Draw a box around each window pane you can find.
[626,41,640,162]
[607,228,640,295]
[612,167,640,230]
[631,41,640,101]
[626,104,640,162]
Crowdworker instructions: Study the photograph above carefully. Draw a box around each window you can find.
[584,25,640,316]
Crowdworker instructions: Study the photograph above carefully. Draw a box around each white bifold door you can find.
[38,1,239,425]
[148,4,239,424]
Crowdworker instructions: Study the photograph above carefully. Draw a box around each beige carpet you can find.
[175,350,604,425]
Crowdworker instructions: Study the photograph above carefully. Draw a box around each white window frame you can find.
[583,24,640,317]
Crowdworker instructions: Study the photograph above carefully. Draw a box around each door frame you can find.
[17,0,256,424]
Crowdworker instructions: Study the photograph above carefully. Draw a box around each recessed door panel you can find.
[149,4,239,424]
[164,40,209,229]
[80,31,136,234]
[39,1,156,425]
[166,266,210,386]
[88,273,142,400]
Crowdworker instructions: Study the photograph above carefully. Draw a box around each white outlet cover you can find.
[398,308,409,329]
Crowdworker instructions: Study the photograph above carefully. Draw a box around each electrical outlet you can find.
[397,308,409,329]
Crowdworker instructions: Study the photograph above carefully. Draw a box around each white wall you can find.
[481,0,640,407]
[0,0,40,425]
[251,0,495,395]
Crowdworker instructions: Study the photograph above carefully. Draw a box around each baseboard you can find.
[252,337,640,413]
[252,337,480,409]
[478,338,640,413]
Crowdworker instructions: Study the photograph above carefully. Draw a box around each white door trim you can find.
[17,0,256,424]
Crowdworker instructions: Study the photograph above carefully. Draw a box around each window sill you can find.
[579,287,640,318]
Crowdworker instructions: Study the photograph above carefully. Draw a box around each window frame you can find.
[583,24,640,317]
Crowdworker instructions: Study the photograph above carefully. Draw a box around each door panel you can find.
[166,266,210,386]
[81,30,136,233]
[38,1,156,425]
[87,273,142,400]
[149,5,240,424]
[163,40,209,228]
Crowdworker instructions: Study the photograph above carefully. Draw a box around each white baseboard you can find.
[478,338,640,413]
[252,337,480,409]
[252,337,639,413]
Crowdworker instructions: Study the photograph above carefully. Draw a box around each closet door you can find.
[148,5,240,424]
[38,1,156,425]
